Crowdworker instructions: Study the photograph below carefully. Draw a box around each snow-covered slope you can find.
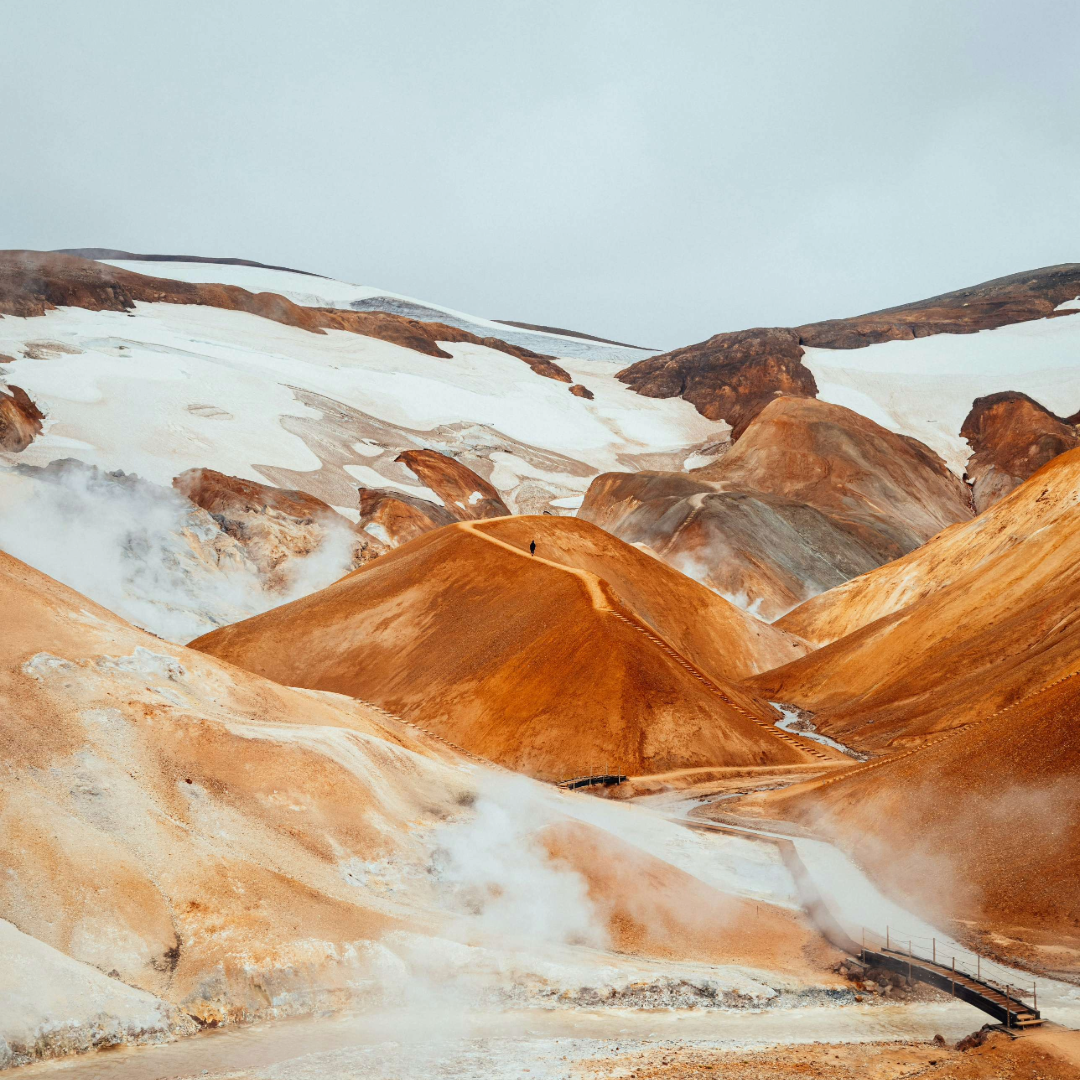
[102,259,656,364]
[0,256,723,639]
[0,302,719,516]
[804,306,1080,475]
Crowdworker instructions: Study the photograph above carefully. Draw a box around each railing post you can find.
[908,941,912,982]
[933,938,936,964]
[886,926,890,951]
[1006,984,1011,1028]
[977,954,980,980]
[861,927,865,962]
[1034,981,1037,1013]
[951,957,955,998]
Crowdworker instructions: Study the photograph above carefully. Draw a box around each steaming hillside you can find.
[0,549,841,1066]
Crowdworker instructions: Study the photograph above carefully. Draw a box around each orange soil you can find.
[751,449,1080,751]
[695,397,972,559]
[191,515,828,780]
[581,1030,1080,1080]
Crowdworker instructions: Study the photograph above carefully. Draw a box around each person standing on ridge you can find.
[530,540,536,556]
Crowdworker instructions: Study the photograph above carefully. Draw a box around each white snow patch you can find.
[803,313,1080,475]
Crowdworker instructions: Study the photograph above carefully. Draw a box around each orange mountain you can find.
[751,448,1080,753]
[191,515,837,780]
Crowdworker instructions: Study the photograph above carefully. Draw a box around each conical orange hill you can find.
[191,516,835,780]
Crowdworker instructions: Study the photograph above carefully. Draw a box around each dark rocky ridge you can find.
[0,251,573,383]
[618,263,1080,434]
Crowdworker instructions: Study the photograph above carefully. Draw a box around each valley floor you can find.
[14,776,1080,1079]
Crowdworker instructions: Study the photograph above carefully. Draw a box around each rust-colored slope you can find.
[579,472,883,622]
[695,397,973,556]
[191,516,834,780]
[579,397,971,621]
[752,449,1080,751]
[762,673,1080,970]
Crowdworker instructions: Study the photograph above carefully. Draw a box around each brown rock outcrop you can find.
[395,449,510,521]
[569,383,595,399]
[618,264,1080,430]
[617,327,817,438]
[0,384,44,452]
[174,467,383,587]
[0,251,573,381]
[357,488,458,547]
[190,515,821,781]
[356,449,510,547]
[960,391,1080,511]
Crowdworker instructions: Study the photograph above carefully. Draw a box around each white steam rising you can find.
[0,461,355,642]
[431,774,607,951]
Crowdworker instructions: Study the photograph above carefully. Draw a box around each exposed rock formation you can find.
[580,398,972,620]
[698,397,974,557]
[752,448,1080,754]
[173,467,383,587]
[190,516,826,780]
[0,383,43,451]
[617,327,817,438]
[0,251,573,381]
[358,488,458,547]
[579,472,882,621]
[960,391,1080,511]
[357,449,510,547]
[618,264,1080,431]
[569,383,595,399]
[394,449,510,520]
[798,262,1080,349]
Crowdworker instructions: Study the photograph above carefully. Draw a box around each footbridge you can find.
[684,819,1042,1030]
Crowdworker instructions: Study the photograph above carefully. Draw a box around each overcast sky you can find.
[2,1,1078,348]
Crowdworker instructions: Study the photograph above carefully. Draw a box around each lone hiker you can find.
[530,540,536,556]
